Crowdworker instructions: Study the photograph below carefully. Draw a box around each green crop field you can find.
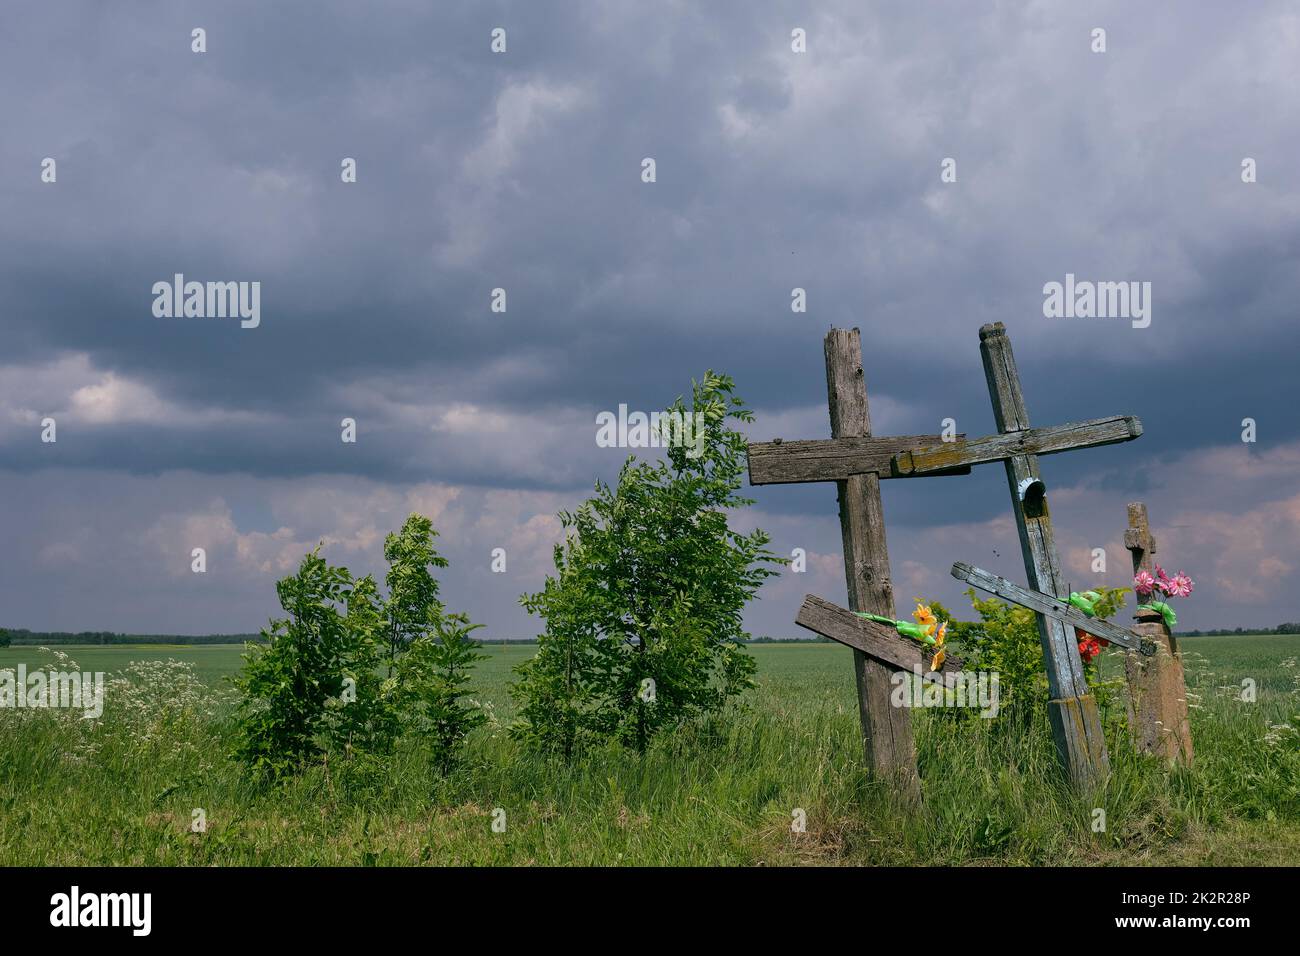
[1,636,1297,866]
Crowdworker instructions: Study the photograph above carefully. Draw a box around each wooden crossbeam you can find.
[950,562,1156,656]
[795,594,964,676]
[892,415,1142,476]
[748,434,971,485]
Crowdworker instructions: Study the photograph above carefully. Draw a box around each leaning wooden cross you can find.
[950,562,1158,657]
[892,323,1143,787]
[747,328,970,796]
[1123,503,1194,764]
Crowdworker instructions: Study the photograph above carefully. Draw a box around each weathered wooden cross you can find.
[890,323,1144,787]
[746,328,971,796]
[1123,502,1194,763]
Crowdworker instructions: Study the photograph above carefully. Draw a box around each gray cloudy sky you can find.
[2,1,1298,637]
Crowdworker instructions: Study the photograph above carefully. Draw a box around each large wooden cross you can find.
[890,322,1144,787]
[747,328,969,795]
[1123,502,1194,763]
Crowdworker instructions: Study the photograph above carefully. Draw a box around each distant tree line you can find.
[1178,623,1300,637]
[0,629,264,646]
[744,635,831,643]
[0,628,544,647]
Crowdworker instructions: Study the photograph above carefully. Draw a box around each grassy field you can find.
[1,636,1297,865]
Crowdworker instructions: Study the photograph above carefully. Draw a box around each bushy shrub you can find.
[230,551,397,782]
[230,516,487,784]
[512,372,782,757]
[931,585,1130,727]
[397,612,487,774]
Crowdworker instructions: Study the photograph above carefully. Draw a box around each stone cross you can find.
[1124,502,1194,763]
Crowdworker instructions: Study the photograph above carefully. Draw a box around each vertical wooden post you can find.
[1123,503,1194,763]
[978,322,1109,787]
[825,329,919,798]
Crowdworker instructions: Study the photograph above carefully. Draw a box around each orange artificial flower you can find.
[929,622,947,671]
[913,603,937,637]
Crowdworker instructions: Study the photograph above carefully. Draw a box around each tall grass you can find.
[1,639,1296,865]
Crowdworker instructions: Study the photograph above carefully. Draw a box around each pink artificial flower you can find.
[1134,570,1156,596]
[1152,564,1173,594]
[1166,572,1194,599]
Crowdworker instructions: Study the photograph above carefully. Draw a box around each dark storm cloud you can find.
[2,0,1298,635]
